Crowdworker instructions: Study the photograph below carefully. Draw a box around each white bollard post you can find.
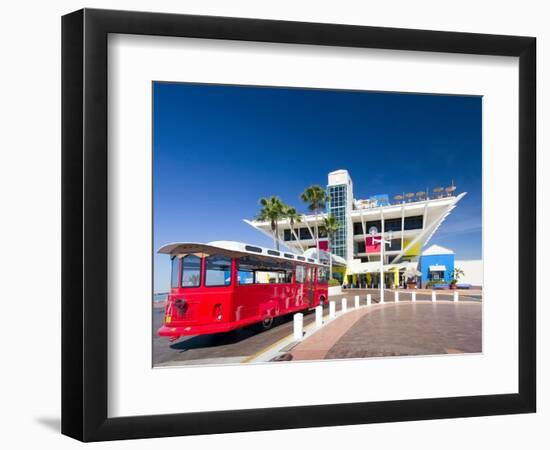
[329,301,336,318]
[293,313,303,340]
[394,291,399,303]
[412,291,416,302]
[354,295,360,309]
[432,290,436,302]
[315,305,323,327]
[453,291,459,302]
[367,294,372,306]
[342,298,348,313]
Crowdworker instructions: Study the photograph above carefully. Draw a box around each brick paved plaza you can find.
[290,301,482,361]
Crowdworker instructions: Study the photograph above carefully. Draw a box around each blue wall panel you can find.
[419,253,455,287]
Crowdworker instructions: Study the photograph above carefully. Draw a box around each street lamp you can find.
[369,227,393,303]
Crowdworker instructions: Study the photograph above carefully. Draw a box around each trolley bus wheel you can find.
[251,316,274,332]
[319,297,326,307]
[261,316,274,330]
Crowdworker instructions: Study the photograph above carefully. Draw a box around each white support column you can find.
[400,202,405,253]
[315,306,323,327]
[303,219,317,250]
[329,301,336,318]
[354,295,360,309]
[367,294,372,306]
[431,290,436,302]
[293,313,304,340]
[289,226,306,253]
[412,291,416,302]
[453,291,459,302]
[423,201,429,231]
[394,291,399,303]
[341,298,347,313]
[360,209,367,241]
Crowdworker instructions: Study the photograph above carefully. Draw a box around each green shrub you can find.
[328,279,341,287]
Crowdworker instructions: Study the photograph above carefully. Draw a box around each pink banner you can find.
[319,239,329,251]
[365,236,380,253]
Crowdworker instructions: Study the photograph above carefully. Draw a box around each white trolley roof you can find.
[158,240,327,267]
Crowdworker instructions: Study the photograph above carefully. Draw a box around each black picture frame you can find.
[61,8,536,442]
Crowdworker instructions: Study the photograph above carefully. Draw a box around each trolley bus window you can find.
[318,267,329,284]
[296,265,306,283]
[170,256,180,288]
[237,258,254,284]
[282,270,293,283]
[237,256,293,285]
[237,270,254,285]
[205,255,232,287]
[255,271,290,284]
[181,254,201,287]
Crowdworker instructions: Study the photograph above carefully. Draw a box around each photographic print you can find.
[152,82,482,368]
[61,10,536,440]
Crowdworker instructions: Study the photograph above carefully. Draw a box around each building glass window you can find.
[384,218,402,232]
[299,227,313,240]
[355,241,366,253]
[388,238,402,251]
[328,184,348,259]
[429,271,445,281]
[353,222,364,235]
[404,215,423,230]
[365,220,382,233]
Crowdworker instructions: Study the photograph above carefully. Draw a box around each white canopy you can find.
[303,248,347,267]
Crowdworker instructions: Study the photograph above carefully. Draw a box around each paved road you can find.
[153,288,482,366]
[153,291,358,366]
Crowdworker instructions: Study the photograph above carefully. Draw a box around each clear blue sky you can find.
[153,82,482,293]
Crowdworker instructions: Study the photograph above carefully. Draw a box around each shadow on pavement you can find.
[169,314,297,352]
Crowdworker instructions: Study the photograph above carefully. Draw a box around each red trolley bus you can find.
[157,241,329,339]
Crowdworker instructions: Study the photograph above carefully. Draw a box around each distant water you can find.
[153,292,168,303]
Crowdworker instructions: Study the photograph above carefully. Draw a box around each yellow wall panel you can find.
[404,239,421,257]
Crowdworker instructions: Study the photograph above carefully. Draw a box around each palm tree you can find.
[282,205,304,252]
[323,215,340,278]
[450,267,465,287]
[300,185,328,259]
[256,196,285,250]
